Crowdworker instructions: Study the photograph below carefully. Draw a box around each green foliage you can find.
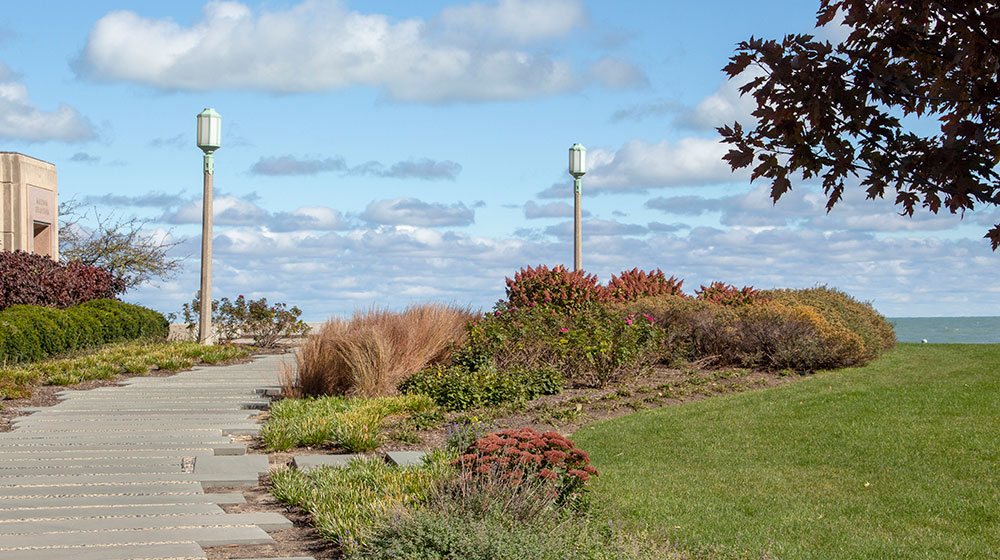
[399,364,562,411]
[181,292,308,347]
[606,268,684,304]
[259,394,438,452]
[270,450,453,550]
[0,299,168,367]
[465,302,667,388]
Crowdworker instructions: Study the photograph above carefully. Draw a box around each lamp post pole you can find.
[197,108,221,345]
[569,143,586,272]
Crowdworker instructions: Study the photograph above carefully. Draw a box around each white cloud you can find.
[361,197,474,227]
[0,63,95,142]
[76,0,630,102]
[524,200,589,219]
[587,56,649,89]
[161,195,268,225]
[676,68,762,131]
[541,137,744,195]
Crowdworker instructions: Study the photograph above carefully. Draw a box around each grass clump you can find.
[0,341,249,399]
[399,364,562,411]
[260,394,438,452]
[289,303,478,398]
[270,451,454,550]
[574,344,1000,559]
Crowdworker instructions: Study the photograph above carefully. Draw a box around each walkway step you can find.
[0,512,293,533]
[0,524,272,548]
[0,541,208,560]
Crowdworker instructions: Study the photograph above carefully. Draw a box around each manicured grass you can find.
[574,344,1000,559]
[0,341,250,400]
[260,394,439,452]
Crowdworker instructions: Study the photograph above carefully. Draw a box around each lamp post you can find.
[568,143,586,272]
[196,108,221,345]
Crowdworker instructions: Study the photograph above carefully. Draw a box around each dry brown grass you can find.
[285,303,479,398]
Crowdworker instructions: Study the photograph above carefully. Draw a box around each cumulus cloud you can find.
[269,206,352,231]
[0,62,95,142]
[676,69,762,131]
[524,200,589,219]
[539,137,743,197]
[361,197,474,227]
[250,155,461,180]
[76,0,634,102]
[161,195,269,225]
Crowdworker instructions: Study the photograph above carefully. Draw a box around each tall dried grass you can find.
[285,303,478,398]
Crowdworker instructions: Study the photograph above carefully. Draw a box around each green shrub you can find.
[400,364,562,411]
[0,300,168,366]
[463,302,666,388]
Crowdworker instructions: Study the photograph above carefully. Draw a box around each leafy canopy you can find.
[719,1,1000,248]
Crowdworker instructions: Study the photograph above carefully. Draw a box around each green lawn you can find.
[574,344,1000,560]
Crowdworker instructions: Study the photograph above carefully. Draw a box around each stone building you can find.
[0,152,58,259]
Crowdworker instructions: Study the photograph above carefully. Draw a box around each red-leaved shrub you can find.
[695,281,768,306]
[504,265,606,312]
[606,268,684,303]
[455,428,597,504]
[0,251,125,311]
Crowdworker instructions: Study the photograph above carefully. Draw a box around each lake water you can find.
[888,316,1000,344]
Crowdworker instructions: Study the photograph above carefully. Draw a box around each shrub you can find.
[0,250,125,311]
[399,364,562,411]
[695,281,768,306]
[0,299,168,366]
[290,304,477,398]
[464,302,666,388]
[504,265,607,312]
[606,268,684,303]
[181,292,308,346]
[455,428,598,506]
[763,286,896,361]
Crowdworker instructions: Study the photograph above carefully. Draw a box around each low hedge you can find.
[0,299,168,366]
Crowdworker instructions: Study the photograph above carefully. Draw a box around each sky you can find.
[2,0,998,321]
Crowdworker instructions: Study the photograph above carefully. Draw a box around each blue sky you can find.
[2,0,997,320]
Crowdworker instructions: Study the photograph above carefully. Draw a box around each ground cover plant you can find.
[0,340,249,400]
[269,450,454,551]
[573,343,1000,559]
[290,303,477,398]
[259,394,439,452]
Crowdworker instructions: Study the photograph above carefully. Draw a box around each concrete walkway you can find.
[0,353,308,560]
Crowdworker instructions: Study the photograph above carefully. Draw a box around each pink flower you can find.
[559,328,569,333]
[625,318,633,325]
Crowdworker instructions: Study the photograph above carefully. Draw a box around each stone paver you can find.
[291,454,362,470]
[385,451,427,467]
[0,353,295,560]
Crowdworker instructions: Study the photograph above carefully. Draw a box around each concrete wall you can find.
[0,152,58,259]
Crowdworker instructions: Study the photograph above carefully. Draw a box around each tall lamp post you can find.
[197,108,221,345]
[569,143,586,272]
